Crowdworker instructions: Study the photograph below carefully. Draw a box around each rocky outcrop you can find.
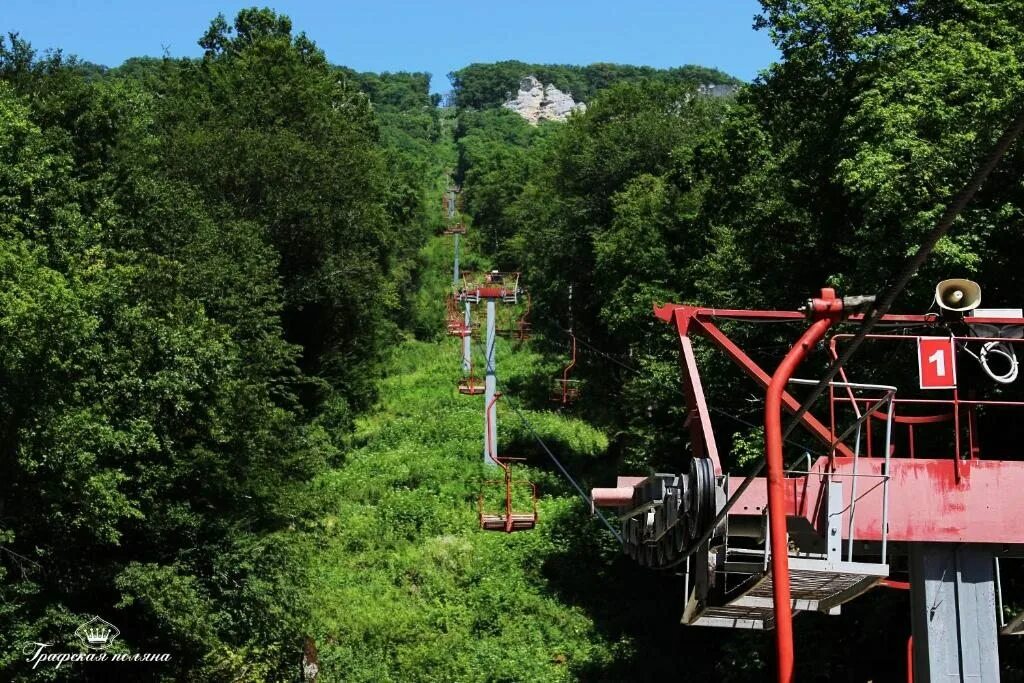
[502,76,586,124]
[697,83,740,98]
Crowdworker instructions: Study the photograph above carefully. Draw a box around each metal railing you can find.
[788,378,895,563]
[830,334,1024,481]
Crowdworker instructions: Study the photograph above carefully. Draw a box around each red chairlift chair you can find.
[478,393,537,532]
[458,353,485,395]
[551,334,581,406]
[478,463,538,532]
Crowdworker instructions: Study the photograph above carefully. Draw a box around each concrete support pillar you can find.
[910,544,999,682]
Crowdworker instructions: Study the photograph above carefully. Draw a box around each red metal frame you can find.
[656,302,856,464]
[601,298,1024,681]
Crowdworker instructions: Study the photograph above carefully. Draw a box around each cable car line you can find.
[500,390,624,545]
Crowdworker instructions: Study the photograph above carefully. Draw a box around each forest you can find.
[2,1,1024,681]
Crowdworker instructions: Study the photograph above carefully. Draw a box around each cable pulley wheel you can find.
[686,457,715,541]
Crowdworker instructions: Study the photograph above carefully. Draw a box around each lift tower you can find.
[457,271,525,465]
[442,183,472,374]
[592,284,1024,681]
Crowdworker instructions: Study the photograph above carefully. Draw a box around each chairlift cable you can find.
[500,390,625,545]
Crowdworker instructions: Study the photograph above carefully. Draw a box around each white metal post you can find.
[483,299,498,465]
[462,301,472,374]
[453,232,460,285]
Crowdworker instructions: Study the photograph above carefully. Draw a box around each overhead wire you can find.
[467,316,624,544]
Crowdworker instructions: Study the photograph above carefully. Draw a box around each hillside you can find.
[449,61,742,110]
[306,324,619,681]
[4,3,1024,681]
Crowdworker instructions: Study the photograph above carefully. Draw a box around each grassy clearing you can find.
[308,301,631,681]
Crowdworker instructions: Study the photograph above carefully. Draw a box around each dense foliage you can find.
[0,8,447,680]
[5,0,1024,680]
[455,0,1024,678]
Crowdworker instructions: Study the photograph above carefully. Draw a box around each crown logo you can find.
[85,627,111,644]
[74,616,120,651]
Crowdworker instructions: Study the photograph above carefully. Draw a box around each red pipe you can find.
[484,392,517,531]
[765,292,839,682]
[907,635,914,683]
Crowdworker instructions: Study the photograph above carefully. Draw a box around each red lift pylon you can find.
[592,282,1024,681]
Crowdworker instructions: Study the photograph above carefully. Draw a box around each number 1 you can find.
[928,349,947,376]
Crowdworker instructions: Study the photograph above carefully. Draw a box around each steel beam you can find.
[677,333,723,474]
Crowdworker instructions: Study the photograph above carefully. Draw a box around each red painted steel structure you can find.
[763,288,843,680]
[596,296,1024,681]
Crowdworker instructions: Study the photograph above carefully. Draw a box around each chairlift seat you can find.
[480,513,537,532]
[478,471,538,533]
[551,378,582,404]
[458,379,485,396]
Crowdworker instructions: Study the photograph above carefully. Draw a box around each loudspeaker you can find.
[935,278,981,313]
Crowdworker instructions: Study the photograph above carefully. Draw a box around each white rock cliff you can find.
[502,76,586,125]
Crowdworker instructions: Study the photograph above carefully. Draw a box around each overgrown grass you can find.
[308,314,631,681]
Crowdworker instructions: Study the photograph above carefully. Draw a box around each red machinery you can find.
[478,392,538,532]
[592,285,1024,681]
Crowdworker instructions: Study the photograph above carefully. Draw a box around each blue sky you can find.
[3,1,779,93]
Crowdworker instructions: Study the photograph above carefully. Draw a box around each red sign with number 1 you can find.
[918,337,957,390]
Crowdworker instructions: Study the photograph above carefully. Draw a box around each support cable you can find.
[501,391,625,546]
[472,328,624,544]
